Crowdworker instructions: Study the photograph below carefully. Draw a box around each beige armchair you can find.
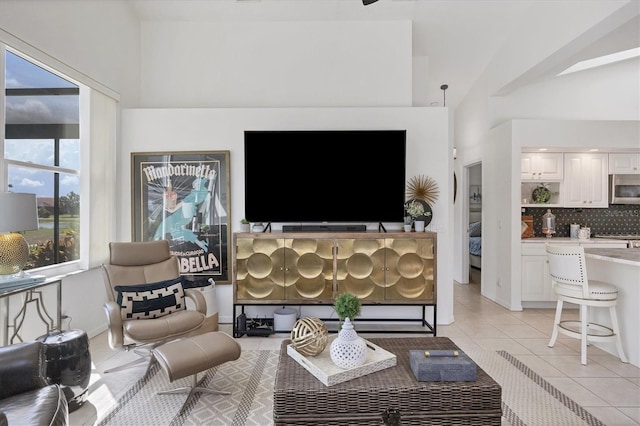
[102,240,208,373]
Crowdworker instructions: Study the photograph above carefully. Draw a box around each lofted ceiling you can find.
[128,0,640,109]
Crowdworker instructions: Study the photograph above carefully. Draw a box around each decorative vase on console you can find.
[414,220,425,232]
[404,216,412,232]
[329,317,368,369]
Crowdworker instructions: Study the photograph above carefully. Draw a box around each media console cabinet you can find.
[232,231,437,337]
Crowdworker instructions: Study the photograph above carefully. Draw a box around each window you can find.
[3,49,81,270]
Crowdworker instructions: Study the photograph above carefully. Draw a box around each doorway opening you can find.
[465,162,482,286]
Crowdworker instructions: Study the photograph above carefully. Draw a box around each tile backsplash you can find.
[523,205,640,237]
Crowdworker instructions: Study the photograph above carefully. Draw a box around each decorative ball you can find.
[290,317,329,356]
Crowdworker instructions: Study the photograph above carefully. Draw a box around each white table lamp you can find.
[0,193,39,279]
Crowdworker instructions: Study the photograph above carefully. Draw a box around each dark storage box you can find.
[409,349,477,382]
[274,337,501,425]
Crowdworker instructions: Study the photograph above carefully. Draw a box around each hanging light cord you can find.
[440,84,448,107]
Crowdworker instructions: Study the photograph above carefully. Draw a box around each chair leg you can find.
[580,304,588,365]
[548,300,563,348]
[609,306,629,363]
[158,372,232,415]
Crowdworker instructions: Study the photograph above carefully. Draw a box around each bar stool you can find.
[545,244,628,365]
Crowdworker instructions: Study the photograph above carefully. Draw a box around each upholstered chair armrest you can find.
[104,301,125,350]
[0,341,48,399]
[184,289,207,314]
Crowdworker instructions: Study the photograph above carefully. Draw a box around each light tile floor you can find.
[71,270,640,425]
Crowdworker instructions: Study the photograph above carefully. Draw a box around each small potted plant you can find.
[330,292,367,368]
[240,218,250,232]
[333,292,361,330]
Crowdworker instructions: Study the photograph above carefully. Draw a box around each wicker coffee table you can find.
[274,337,502,425]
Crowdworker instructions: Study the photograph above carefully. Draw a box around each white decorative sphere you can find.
[329,317,368,369]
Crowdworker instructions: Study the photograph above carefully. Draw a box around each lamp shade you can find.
[0,193,39,233]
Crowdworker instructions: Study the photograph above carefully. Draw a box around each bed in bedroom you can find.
[469,210,481,269]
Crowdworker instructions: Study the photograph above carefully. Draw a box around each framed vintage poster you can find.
[131,151,231,284]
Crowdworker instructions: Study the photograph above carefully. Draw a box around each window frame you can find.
[1,28,120,275]
[2,45,84,276]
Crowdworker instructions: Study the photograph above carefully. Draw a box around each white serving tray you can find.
[287,335,397,386]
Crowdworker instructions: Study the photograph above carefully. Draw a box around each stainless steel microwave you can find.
[610,174,640,205]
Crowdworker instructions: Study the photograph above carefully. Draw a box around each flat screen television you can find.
[244,130,406,223]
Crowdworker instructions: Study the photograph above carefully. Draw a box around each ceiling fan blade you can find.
[363,0,379,5]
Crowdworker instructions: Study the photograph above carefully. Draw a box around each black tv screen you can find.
[244,130,406,223]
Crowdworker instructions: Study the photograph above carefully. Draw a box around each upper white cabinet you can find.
[563,153,609,208]
[521,152,564,181]
[609,153,640,174]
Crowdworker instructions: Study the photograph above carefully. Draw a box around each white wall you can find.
[483,122,517,306]
[512,119,640,150]
[0,0,139,105]
[140,21,412,108]
[492,59,640,122]
[120,107,455,326]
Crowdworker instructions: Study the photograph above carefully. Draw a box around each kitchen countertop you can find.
[584,248,640,267]
[521,237,628,243]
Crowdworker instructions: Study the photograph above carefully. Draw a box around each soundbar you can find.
[282,225,367,232]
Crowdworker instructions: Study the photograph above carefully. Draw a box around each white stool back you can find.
[545,243,627,365]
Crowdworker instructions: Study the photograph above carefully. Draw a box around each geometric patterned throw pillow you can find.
[114,276,186,320]
[469,221,482,237]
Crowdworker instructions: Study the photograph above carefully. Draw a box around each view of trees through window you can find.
[3,49,81,270]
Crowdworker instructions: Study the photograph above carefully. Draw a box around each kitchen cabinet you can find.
[563,153,608,208]
[521,243,555,302]
[521,152,564,181]
[609,153,640,174]
[521,240,628,303]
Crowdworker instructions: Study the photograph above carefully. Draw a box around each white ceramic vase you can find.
[414,220,425,232]
[329,317,368,369]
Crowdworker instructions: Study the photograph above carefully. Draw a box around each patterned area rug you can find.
[98,348,605,426]
[468,350,606,426]
[98,350,278,426]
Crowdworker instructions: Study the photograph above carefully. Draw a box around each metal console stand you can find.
[233,302,437,338]
[1,277,62,345]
